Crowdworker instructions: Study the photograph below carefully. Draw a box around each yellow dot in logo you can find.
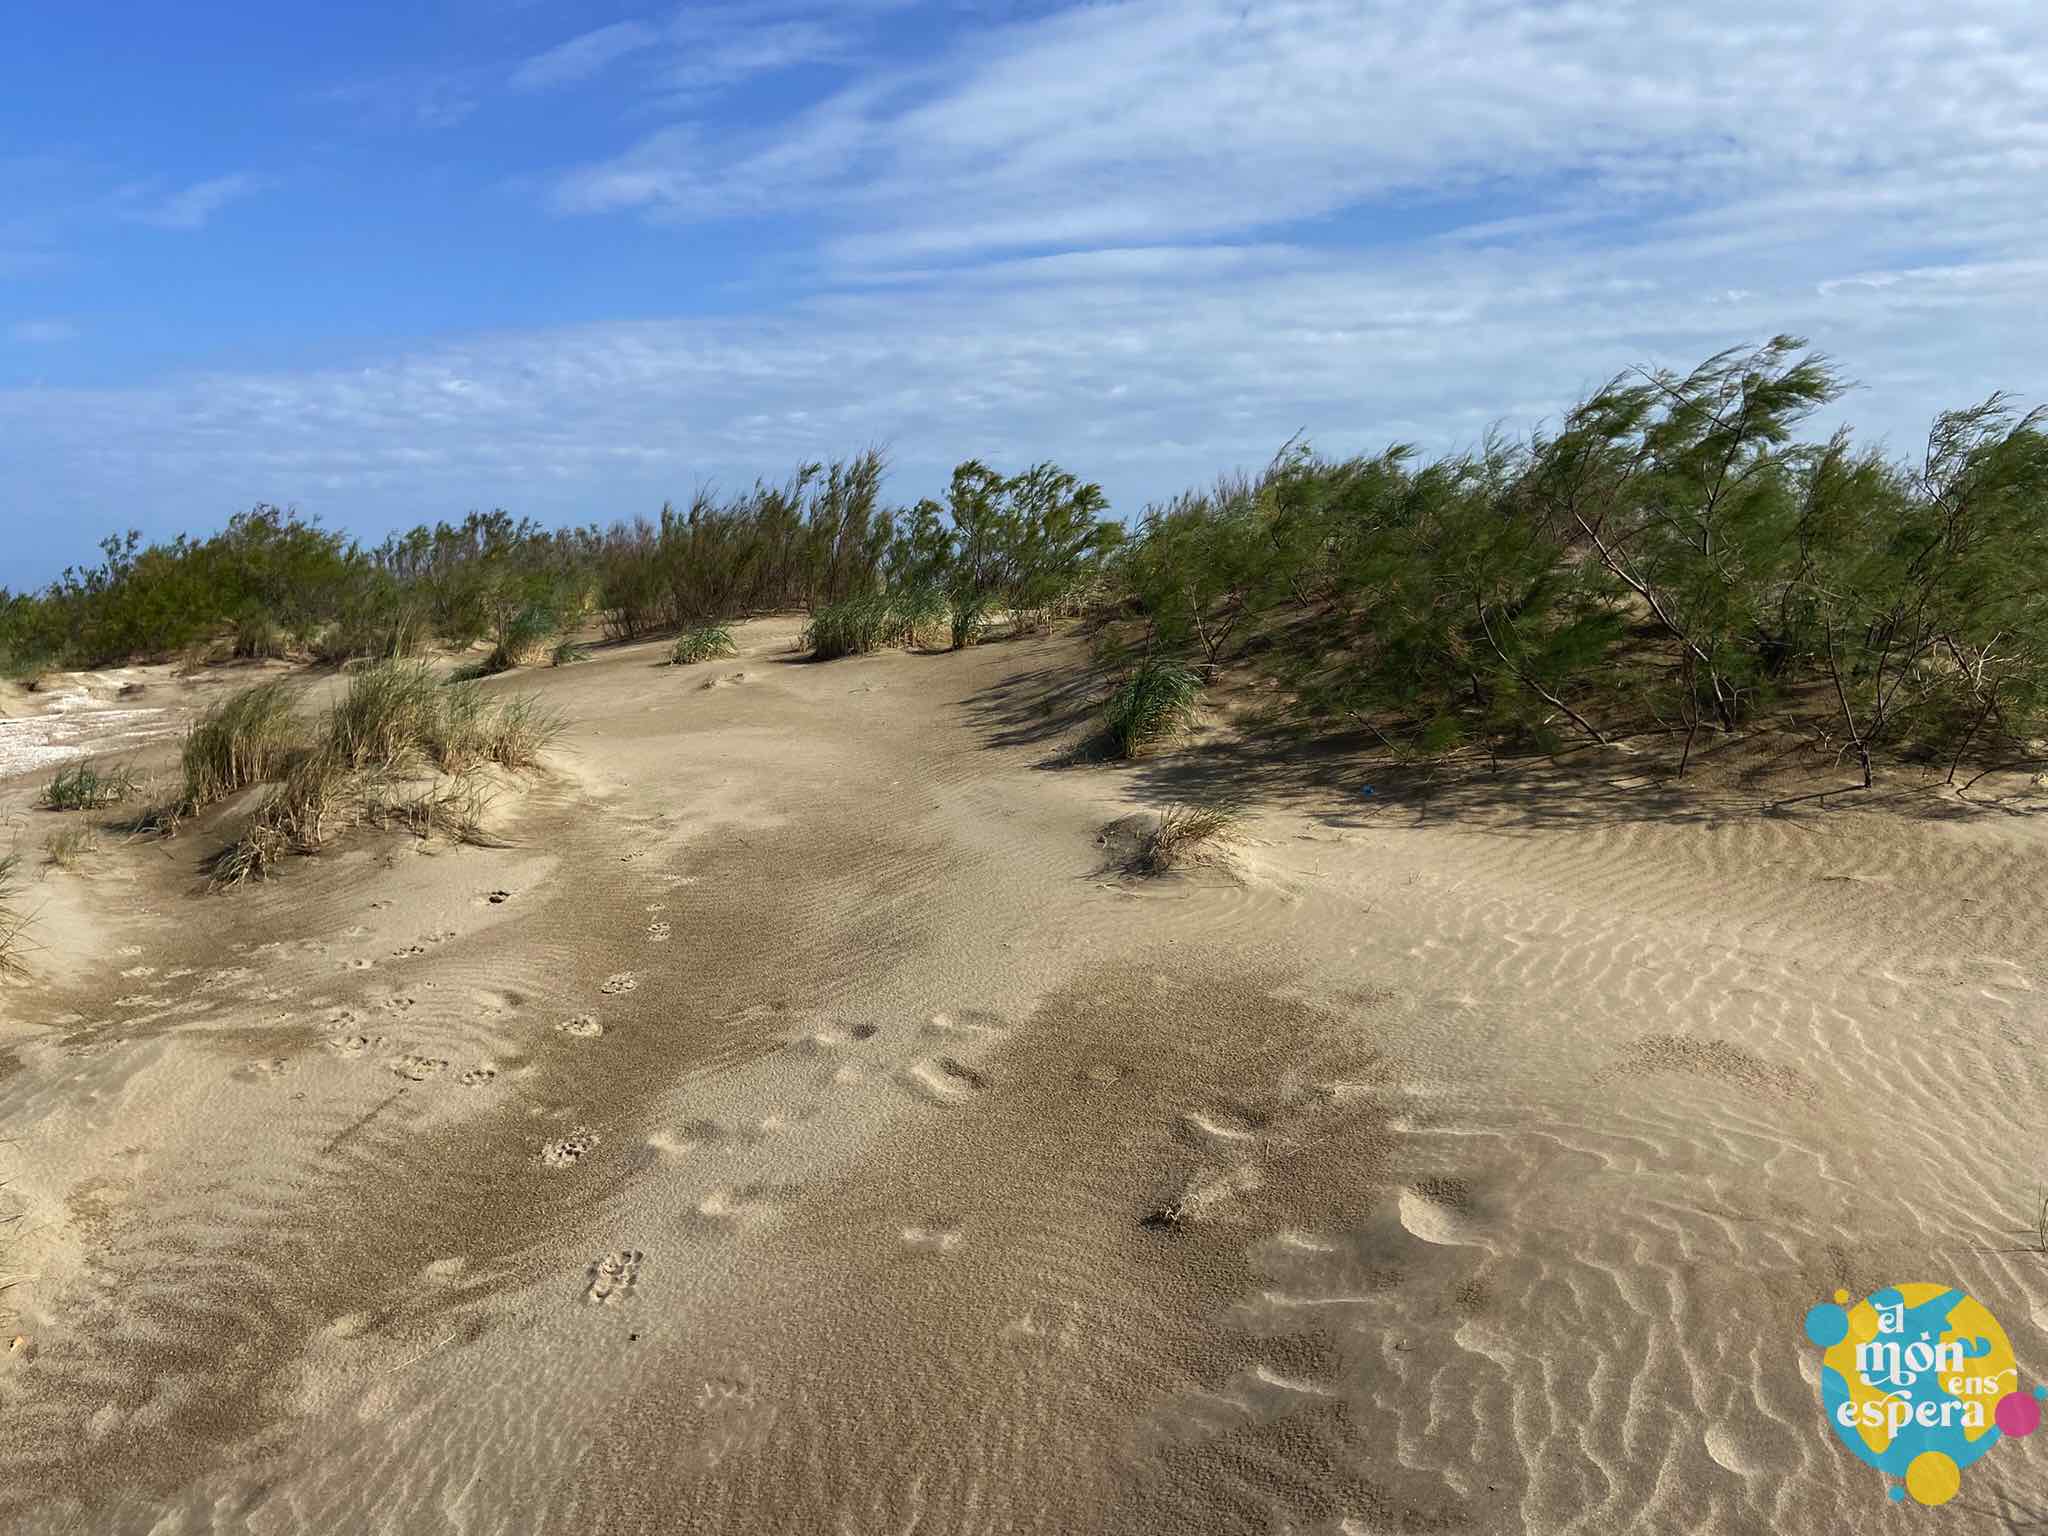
[1833,1289,1850,1304]
[1906,1451,1961,1506]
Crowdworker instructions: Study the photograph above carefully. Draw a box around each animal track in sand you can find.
[585,1250,642,1304]
[327,1033,375,1057]
[486,890,512,904]
[904,1056,988,1104]
[391,943,428,958]
[458,1065,498,1086]
[541,1130,598,1167]
[694,1185,789,1224]
[1181,1109,1261,1147]
[600,972,639,995]
[923,1009,1008,1040]
[391,1055,449,1081]
[647,921,672,942]
[556,1014,605,1038]
[1394,1181,1488,1248]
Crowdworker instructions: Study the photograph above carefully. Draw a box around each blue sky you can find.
[4,1,2046,586]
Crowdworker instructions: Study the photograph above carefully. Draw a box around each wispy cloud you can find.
[8,319,77,344]
[510,21,662,92]
[545,0,2048,275]
[318,71,484,131]
[123,173,265,231]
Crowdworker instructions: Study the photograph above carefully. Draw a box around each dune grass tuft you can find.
[1134,801,1239,875]
[1101,659,1202,759]
[551,639,591,667]
[204,661,558,887]
[0,852,28,978]
[671,624,738,665]
[181,679,305,811]
[42,824,100,872]
[41,760,141,812]
[804,590,949,660]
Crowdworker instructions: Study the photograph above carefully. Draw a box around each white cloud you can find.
[510,21,661,91]
[4,224,2040,562]
[545,0,2048,274]
[7,0,2047,572]
[124,173,264,231]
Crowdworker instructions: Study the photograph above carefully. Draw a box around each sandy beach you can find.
[5,619,2048,1532]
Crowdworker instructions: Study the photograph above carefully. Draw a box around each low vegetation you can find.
[1101,659,1203,759]
[671,624,737,665]
[7,340,2045,793]
[42,824,99,872]
[177,664,561,887]
[181,679,303,810]
[803,590,950,660]
[40,760,141,811]
[1108,338,2048,788]
[0,853,27,978]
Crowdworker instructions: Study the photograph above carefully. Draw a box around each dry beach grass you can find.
[2,616,2048,1531]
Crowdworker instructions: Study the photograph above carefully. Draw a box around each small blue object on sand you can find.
[1360,786,1375,797]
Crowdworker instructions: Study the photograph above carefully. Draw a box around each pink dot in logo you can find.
[1996,1391,2042,1438]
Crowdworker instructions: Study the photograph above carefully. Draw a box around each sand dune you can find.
[4,619,2048,1531]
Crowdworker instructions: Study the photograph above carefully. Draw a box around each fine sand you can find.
[4,619,2048,1532]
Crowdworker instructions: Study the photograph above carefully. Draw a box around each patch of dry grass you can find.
[41,824,100,872]
[0,853,29,979]
[1098,801,1241,878]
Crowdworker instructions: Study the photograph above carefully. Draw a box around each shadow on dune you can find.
[956,646,2034,836]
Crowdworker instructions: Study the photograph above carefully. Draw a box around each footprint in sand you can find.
[601,972,639,996]
[585,1250,643,1304]
[391,943,428,959]
[904,1056,988,1105]
[555,1014,605,1038]
[485,890,512,905]
[647,921,672,942]
[923,1010,1008,1041]
[458,1065,498,1086]
[694,1185,789,1225]
[541,1130,598,1167]
[392,1055,449,1081]
[327,1033,375,1057]
[1394,1180,1489,1248]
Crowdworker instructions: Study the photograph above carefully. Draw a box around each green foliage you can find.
[671,624,738,665]
[1101,337,2048,784]
[181,679,305,810]
[208,663,559,886]
[1102,659,1203,759]
[887,460,1121,635]
[551,639,591,667]
[803,590,947,660]
[0,851,26,978]
[42,824,99,871]
[41,760,141,811]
